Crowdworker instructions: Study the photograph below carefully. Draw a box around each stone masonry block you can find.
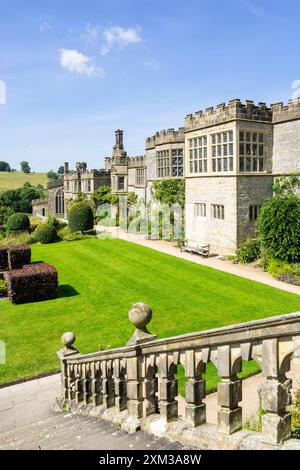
[218,407,242,435]
[126,382,143,401]
[159,379,178,401]
[185,379,206,404]
[262,412,291,445]
[185,403,206,427]
[159,401,178,421]
[261,380,290,413]
[217,380,242,408]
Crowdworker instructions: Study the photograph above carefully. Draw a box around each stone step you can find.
[0,412,184,450]
[0,413,93,448]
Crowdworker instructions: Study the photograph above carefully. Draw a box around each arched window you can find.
[55,188,64,215]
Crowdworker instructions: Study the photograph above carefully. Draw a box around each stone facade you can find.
[33,97,300,255]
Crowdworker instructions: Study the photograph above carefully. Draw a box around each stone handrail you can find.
[57,304,300,448]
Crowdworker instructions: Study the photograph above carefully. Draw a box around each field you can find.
[1,238,300,389]
[0,171,47,191]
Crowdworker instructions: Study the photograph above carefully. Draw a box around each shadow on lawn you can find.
[58,285,79,298]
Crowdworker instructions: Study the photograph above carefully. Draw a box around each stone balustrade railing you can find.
[57,304,300,449]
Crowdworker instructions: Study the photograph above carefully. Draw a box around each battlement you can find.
[128,156,145,168]
[47,179,63,189]
[185,99,272,131]
[145,127,185,149]
[272,98,300,123]
[64,168,109,179]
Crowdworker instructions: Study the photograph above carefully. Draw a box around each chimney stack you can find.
[64,162,69,174]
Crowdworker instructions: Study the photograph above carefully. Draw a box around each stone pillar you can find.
[101,360,115,409]
[261,338,292,445]
[158,353,178,421]
[143,355,158,417]
[126,355,144,419]
[57,332,79,407]
[91,361,102,406]
[185,350,206,427]
[217,345,242,435]
[114,358,127,412]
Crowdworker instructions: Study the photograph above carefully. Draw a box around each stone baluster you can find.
[91,361,102,407]
[217,345,242,435]
[74,363,83,404]
[158,353,178,421]
[143,355,158,416]
[101,360,115,408]
[82,363,89,404]
[261,338,292,445]
[114,358,127,411]
[185,350,206,427]
[126,355,144,420]
[126,303,156,421]
[57,332,79,407]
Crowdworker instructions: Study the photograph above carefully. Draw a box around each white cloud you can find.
[143,58,160,71]
[59,49,105,77]
[39,20,51,32]
[81,24,100,46]
[101,26,142,56]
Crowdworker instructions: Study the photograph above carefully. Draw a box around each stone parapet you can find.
[57,306,300,449]
[128,156,145,168]
[146,128,185,149]
[185,99,272,132]
[272,98,300,123]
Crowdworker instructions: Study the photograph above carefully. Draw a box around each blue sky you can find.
[0,0,300,172]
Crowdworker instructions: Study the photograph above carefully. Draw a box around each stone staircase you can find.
[0,412,183,450]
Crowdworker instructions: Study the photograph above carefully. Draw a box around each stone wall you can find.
[236,175,273,244]
[185,176,237,255]
[273,120,300,174]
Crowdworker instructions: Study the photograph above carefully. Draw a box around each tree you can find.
[91,185,118,209]
[47,170,59,181]
[58,166,65,174]
[6,213,30,232]
[0,161,11,172]
[257,194,300,263]
[0,206,13,226]
[68,202,94,233]
[273,173,300,196]
[0,183,44,213]
[151,179,185,208]
[20,161,31,174]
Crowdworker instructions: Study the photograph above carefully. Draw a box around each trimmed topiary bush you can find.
[68,202,94,233]
[7,244,31,269]
[0,244,31,270]
[33,224,57,244]
[6,213,30,232]
[0,246,8,270]
[5,263,58,304]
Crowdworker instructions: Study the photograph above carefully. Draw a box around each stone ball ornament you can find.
[127,302,156,346]
[61,331,76,349]
[128,302,152,331]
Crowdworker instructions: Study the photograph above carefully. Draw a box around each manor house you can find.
[32,98,300,255]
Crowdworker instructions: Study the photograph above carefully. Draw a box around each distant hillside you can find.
[0,172,48,192]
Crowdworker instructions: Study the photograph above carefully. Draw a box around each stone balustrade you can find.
[57,304,300,450]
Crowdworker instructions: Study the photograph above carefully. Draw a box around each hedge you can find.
[6,213,30,232]
[33,224,57,244]
[0,244,31,270]
[68,202,94,233]
[0,246,8,270]
[5,263,58,304]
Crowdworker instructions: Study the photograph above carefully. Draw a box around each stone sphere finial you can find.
[127,302,156,346]
[128,302,152,331]
[61,332,76,349]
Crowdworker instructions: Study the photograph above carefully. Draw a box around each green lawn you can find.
[0,171,47,191]
[1,238,300,391]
